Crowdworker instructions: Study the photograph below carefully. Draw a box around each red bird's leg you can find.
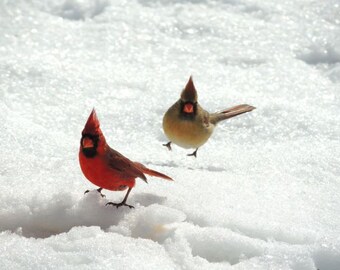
[84,187,105,198]
[96,188,106,197]
[162,141,172,151]
[106,187,134,209]
[187,148,198,158]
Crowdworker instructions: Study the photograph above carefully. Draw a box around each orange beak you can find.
[82,137,94,148]
[183,103,194,113]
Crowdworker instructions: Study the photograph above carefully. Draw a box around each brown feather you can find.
[181,76,198,102]
[210,104,255,124]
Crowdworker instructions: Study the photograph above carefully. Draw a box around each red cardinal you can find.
[79,109,173,208]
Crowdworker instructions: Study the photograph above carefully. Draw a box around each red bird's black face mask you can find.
[81,133,99,158]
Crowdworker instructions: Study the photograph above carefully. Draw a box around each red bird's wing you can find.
[106,147,147,182]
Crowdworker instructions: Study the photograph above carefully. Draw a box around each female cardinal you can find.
[162,76,255,157]
[79,109,173,208]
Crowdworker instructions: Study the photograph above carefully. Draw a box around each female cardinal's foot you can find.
[187,148,198,158]
[163,141,172,151]
[106,202,134,209]
[84,188,106,198]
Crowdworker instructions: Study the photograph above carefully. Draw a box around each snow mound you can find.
[109,204,186,243]
[0,191,124,238]
[184,226,264,265]
[0,227,177,270]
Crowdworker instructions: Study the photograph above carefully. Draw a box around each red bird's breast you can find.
[79,149,135,191]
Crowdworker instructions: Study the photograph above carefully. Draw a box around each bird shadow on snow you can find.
[150,159,226,173]
[0,191,166,239]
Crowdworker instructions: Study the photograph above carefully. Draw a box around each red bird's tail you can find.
[134,162,173,181]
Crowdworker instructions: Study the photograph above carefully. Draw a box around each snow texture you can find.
[0,0,340,269]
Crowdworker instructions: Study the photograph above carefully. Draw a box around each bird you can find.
[79,109,173,209]
[162,76,255,157]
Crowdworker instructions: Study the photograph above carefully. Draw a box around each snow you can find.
[0,0,340,269]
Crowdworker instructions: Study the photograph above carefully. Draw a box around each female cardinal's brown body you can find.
[163,76,255,157]
[79,109,172,208]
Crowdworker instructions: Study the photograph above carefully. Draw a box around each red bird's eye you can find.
[82,137,94,148]
[183,103,194,113]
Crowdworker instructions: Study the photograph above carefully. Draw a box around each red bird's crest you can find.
[82,109,101,135]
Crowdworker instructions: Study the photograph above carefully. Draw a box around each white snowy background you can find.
[1,0,340,269]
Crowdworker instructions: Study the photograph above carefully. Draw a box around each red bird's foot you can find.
[163,142,172,151]
[106,202,134,209]
[187,148,198,158]
[84,188,106,198]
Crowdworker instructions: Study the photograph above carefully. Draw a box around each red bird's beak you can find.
[82,137,94,148]
[183,103,194,113]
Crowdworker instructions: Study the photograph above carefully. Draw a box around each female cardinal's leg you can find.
[106,187,134,209]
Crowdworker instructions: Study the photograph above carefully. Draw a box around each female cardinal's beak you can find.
[183,103,194,113]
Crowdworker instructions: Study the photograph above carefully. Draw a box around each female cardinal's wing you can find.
[106,147,147,182]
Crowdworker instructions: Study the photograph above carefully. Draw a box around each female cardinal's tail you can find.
[210,104,255,124]
[134,162,173,181]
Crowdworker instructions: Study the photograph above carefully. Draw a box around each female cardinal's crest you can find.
[82,109,101,135]
[181,76,198,102]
